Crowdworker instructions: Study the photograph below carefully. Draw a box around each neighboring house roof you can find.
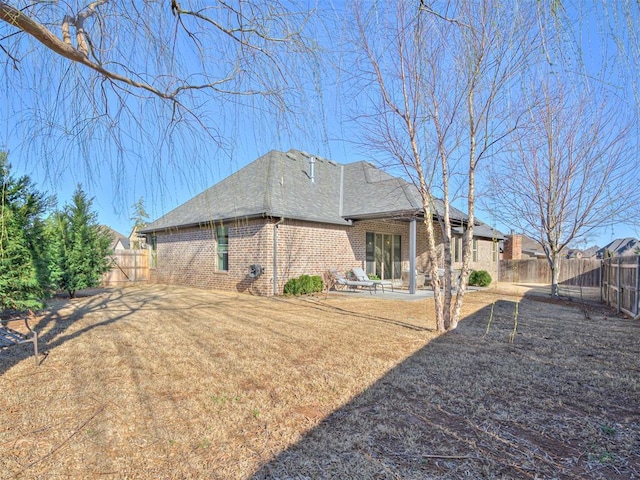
[114,238,131,250]
[142,149,503,238]
[566,245,600,258]
[520,235,547,258]
[597,237,640,257]
[582,246,601,258]
[102,226,129,250]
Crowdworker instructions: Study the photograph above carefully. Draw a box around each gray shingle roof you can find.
[142,149,501,237]
[341,162,421,217]
[341,161,471,222]
[143,150,347,231]
[472,223,505,240]
[597,237,640,257]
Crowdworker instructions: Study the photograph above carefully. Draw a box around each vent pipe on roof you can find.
[309,156,315,183]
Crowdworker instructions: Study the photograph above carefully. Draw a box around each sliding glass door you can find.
[366,232,401,280]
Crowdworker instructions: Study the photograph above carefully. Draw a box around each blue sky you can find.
[1,1,638,248]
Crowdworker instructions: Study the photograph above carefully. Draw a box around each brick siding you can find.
[150,219,274,295]
[149,217,499,295]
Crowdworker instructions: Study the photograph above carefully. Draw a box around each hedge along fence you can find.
[601,256,640,318]
[499,258,601,287]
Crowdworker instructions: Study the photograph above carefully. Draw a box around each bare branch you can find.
[419,1,471,29]
[0,1,177,100]
[1,2,87,64]
[0,38,17,68]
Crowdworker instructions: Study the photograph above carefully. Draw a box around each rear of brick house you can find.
[141,149,502,295]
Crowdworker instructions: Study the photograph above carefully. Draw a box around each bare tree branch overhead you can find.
[0,1,312,101]
[0,1,317,193]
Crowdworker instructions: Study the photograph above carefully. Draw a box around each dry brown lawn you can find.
[1,284,638,479]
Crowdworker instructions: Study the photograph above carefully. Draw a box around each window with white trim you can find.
[216,225,229,271]
[150,234,157,269]
[453,236,461,263]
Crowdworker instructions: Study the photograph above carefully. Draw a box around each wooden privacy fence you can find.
[499,258,601,287]
[601,256,640,318]
[102,250,149,286]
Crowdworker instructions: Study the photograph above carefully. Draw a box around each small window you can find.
[453,236,461,263]
[472,238,478,262]
[217,225,229,271]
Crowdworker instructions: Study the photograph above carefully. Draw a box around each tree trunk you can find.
[449,225,471,331]
[550,253,560,297]
[424,218,445,332]
[450,72,479,331]
[442,231,453,330]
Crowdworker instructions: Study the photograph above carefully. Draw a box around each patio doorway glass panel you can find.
[366,232,401,280]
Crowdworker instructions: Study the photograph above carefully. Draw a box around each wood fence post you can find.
[600,259,604,303]
[604,258,610,305]
[616,257,621,313]
[609,258,612,305]
[635,255,640,317]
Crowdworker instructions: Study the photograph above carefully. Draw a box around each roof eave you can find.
[140,213,271,234]
[140,211,352,233]
[345,209,423,221]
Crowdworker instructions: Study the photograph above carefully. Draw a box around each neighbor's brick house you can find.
[141,149,503,295]
[502,234,547,260]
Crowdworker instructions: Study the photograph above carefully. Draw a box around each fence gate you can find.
[102,250,150,286]
[601,256,640,318]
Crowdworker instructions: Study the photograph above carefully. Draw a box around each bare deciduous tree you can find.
[350,0,539,331]
[486,78,637,297]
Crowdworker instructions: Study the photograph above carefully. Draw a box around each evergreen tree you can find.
[0,153,49,311]
[48,185,112,298]
[129,197,149,249]
[130,197,149,230]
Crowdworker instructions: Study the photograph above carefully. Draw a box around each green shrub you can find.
[283,274,324,296]
[283,278,302,295]
[298,274,314,294]
[469,270,492,287]
[310,275,323,293]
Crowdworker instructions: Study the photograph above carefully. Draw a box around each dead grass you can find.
[1,284,638,479]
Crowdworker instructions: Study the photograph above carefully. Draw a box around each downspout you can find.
[273,217,285,295]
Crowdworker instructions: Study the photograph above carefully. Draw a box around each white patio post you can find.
[409,218,416,294]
